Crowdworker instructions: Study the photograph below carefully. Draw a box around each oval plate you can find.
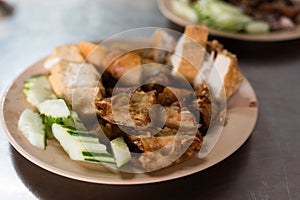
[158,0,300,42]
[1,58,258,185]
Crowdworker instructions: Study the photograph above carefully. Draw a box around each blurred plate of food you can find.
[1,26,258,184]
[158,0,300,41]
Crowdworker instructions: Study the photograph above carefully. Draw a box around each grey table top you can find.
[1,0,300,199]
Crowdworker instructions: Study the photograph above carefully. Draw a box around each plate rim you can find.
[158,0,300,42]
[0,59,258,185]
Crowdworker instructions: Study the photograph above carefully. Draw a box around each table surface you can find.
[1,0,300,199]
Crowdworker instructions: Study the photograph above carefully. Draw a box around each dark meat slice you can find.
[95,91,156,127]
[126,127,200,151]
[157,87,193,106]
[127,135,175,153]
[127,131,203,171]
[97,119,125,141]
[165,104,198,131]
[188,84,212,134]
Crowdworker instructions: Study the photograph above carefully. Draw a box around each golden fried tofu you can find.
[44,44,84,69]
[78,41,108,69]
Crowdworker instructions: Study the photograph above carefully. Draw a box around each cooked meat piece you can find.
[97,119,126,141]
[157,87,192,106]
[129,90,156,113]
[101,70,119,91]
[126,127,201,152]
[165,104,198,131]
[188,84,212,133]
[95,95,135,126]
[127,135,175,153]
[130,134,202,171]
[95,91,157,127]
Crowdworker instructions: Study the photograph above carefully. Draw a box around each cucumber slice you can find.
[52,124,115,164]
[110,137,131,168]
[172,0,198,23]
[63,111,87,131]
[18,109,46,149]
[61,125,99,143]
[37,99,70,139]
[245,21,269,34]
[37,99,70,119]
[83,156,115,164]
[23,75,56,106]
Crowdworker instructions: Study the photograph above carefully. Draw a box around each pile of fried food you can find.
[43,25,243,171]
[225,0,300,31]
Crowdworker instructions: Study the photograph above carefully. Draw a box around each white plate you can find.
[1,58,258,185]
[158,0,300,42]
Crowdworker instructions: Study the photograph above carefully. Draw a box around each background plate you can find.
[158,0,300,42]
[1,58,258,185]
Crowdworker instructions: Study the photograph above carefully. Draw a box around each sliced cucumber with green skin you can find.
[63,111,87,131]
[60,125,99,143]
[245,21,270,34]
[37,99,70,139]
[110,137,131,168]
[84,156,116,164]
[192,0,270,33]
[172,0,198,23]
[23,75,56,106]
[82,151,116,164]
[37,99,70,119]
[18,109,46,149]
[44,124,54,139]
[52,124,115,164]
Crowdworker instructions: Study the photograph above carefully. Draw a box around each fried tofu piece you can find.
[170,25,209,83]
[44,44,84,69]
[48,60,104,120]
[78,41,108,69]
[185,25,209,48]
[104,51,142,86]
[48,61,100,99]
[149,29,175,63]
[208,50,243,98]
